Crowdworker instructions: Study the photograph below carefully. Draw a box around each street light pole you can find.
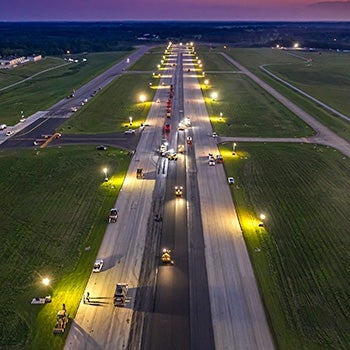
[103,168,108,182]
[259,214,266,227]
[232,142,237,155]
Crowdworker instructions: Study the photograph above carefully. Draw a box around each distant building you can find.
[0,56,26,67]
[0,54,42,68]
[27,54,42,62]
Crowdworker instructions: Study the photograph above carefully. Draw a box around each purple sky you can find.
[1,0,350,21]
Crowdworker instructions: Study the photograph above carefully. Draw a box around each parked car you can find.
[93,259,104,273]
[124,129,135,134]
[0,124,7,130]
[96,145,107,150]
[228,177,235,185]
[216,154,223,163]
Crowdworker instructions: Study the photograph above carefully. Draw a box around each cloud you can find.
[306,1,350,20]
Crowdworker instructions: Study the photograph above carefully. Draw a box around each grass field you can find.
[0,146,131,349]
[198,70,312,137]
[128,47,165,71]
[0,57,66,89]
[221,48,350,117]
[220,142,350,350]
[0,51,131,125]
[196,50,238,72]
[60,73,155,133]
[59,48,163,133]
[201,47,350,142]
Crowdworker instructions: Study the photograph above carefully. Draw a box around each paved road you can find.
[184,50,275,349]
[137,45,215,350]
[64,46,182,350]
[141,49,191,350]
[64,83,164,350]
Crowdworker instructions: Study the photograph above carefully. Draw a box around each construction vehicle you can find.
[164,124,171,133]
[178,144,185,153]
[114,283,128,307]
[31,295,52,304]
[161,249,174,265]
[53,308,68,334]
[136,168,144,179]
[175,186,183,196]
[108,208,118,223]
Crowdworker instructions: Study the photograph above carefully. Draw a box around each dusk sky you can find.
[1,0,350,21]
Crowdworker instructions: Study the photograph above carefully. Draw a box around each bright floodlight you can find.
[293,42,299,48]
[260,214,266,220]
[42,278,50,286]
[211,92,218,101]
[129,116,133,125]
[103,168,108,181]
[139,94,146,103]
[232,142,237,154]
[204,79,209,86]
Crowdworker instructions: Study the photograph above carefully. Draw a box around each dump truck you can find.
[53,309,68,334]
[161,249,174,265]
[175,186,183,197]
[178,144,185,153]
[136,168,144,179]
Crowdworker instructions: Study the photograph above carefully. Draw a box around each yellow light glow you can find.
[210,116,226,123]
[42,278,50,286]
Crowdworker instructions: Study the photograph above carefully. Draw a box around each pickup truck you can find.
[114,283,128,307]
